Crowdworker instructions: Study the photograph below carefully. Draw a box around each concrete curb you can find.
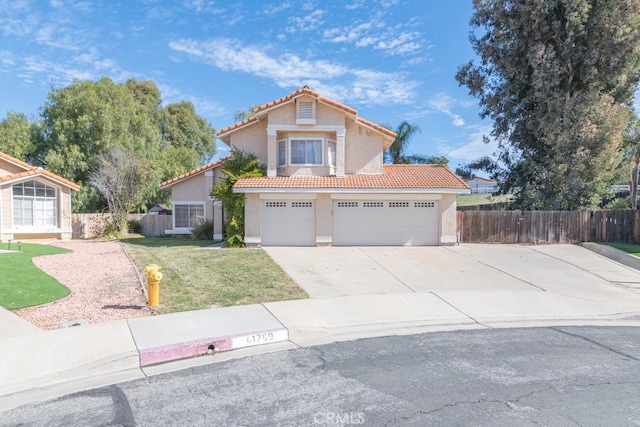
[127,304,288,367]
[581,242,640,271]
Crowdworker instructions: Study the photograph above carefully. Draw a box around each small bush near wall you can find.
[191,220,214,240]
[128,219,142,234]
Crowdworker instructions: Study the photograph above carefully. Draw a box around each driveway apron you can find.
[263,244,640,308]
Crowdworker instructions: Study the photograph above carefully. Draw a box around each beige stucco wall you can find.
[168,168,226,237]
[59,186,72,233]
[223,98,390,177]
[0,159,28,177]
[440,193,458,245]
[344,121,385,174]
[317,102,346,125]
[228,121,269,164]
[244,193,262,247]
[315,193,332,246]
[0,185,10,234]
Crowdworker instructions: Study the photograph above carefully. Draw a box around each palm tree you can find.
[233,104,260,123]
[384,121,427,164]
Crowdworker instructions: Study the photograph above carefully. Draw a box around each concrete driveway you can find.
[264,244,640,303]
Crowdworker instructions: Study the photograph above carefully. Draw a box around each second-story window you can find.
[277,140,286,166]
[328,140,336,168]
[291,139,323,165]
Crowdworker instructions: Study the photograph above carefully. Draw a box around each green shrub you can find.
[191,220,214,240]
[211,149,266,247]
[128,219,142,234]
[102,220,121,239]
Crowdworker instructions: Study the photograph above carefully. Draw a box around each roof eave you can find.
[233,187,471,194]
[0,172,80,191]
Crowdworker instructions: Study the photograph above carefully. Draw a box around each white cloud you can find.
[322,9,426,57]
[0,1,40,38]
[427,92,474,127]
[157,82,226,120]
[261,2,293,15]
[345,0,366,10]
[439,124,499,164]
[183,0,225,14]
[286,9,325,33]
[168,37,419,105]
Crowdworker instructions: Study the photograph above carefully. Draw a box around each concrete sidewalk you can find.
[2,243,640,412]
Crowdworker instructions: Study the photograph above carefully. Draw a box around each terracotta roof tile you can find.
[216,87,387,139]
[0,152,80,190]
[355,117,396,140]
[233,164,471,192]
[160,156,230,189]
[0,151,33,171]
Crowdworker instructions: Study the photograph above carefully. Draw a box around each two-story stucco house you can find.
[0,151,79,241]
[162,87,470,246]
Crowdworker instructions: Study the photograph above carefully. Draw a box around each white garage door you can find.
[333,200,439,246]
[262,200,315,246]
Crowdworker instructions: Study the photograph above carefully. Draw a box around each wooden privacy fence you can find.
[458,210,640,244]
[72,213,172,239]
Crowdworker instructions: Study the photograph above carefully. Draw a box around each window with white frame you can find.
[290,139,323,165]
[12,180,57,227]
[277,140,286,166]
[174,204,204,228]
[328,140,336,168]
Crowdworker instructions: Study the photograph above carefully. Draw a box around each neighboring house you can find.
[147,204,172,215]
[465,177,498,194]
[0,151,79,241]
[160,157,229,240]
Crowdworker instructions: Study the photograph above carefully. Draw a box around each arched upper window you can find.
[12,180,57,227]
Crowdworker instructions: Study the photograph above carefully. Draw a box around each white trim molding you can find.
[259,193,317,200]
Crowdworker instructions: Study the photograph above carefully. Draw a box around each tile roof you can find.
[216,87,396,141]
[160,156,230,189]
[0,151,80,190]
[233,164,471,192]
[467,176,497,184]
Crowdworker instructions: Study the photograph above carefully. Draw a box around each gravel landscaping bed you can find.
[14,240,152,330]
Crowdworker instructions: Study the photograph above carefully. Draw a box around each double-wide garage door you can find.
[332,200,439,246]
[262,199,439,246]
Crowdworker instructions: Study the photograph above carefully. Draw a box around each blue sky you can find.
[0,0,498,170]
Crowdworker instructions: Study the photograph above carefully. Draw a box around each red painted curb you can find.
[138,327,288,366]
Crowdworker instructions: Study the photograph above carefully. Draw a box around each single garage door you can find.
[333,200,439,246]
[262,200,315,246]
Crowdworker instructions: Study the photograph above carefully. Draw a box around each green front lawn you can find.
[0,243,71,309]
[121,237,308,314]
[606,243,640,257]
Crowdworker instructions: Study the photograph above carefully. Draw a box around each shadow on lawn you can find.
[119,236,214,249]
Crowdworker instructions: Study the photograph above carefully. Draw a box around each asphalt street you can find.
[3,326,640,426]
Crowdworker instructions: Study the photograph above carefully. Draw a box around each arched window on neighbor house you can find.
[12,180,57,227]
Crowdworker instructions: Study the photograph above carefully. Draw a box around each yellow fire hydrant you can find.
[144,264,163,307]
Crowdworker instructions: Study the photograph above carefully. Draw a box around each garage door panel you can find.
[263,201,315,246]
[333,200,438,246]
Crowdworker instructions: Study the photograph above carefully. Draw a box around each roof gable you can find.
[216,87,396,142]
[160,156,230,189]
[0,152,80,190]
